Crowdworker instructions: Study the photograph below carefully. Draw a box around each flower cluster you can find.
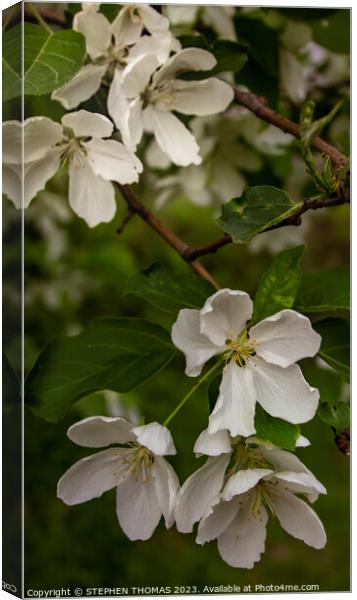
[3,3,233,224]
[59,287,326,569]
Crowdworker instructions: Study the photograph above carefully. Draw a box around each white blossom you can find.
[109,48,234,166]
[176,432,326,568]
[58,416,179,541]
[2,111,142,226]
[165,5,237,41]
[52,3,178,109]
[172,289,321,436]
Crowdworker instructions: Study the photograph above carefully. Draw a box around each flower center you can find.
[144,81,175,110]
[61,133,88,168]
[124,445,154,482]
[226,330,256,367]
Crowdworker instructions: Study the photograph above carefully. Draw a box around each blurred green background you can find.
[2,2,350,594]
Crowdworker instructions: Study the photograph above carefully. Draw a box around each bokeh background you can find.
[3,2,350,594]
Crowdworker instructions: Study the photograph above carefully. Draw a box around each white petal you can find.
[296,434,311,447]
[170,78,233,116]
[196,496,238,544]
[57,448,131,505]
[145,139,171,169]
[175,454,230,533]
[204,7,237,41]
[272,491,327,549]
[274,471,327,502]
[208,360,257,438]
[24,116,63,162]
[84,138,142,183]
[67,416,136,448]
[73,11,111,59]
[62,110,113,139]
[133,422,176,456]
[200,289,253,345]
[116,472,162,540]
[211,159,246,203]
[146,107,202,167]
[2,164,21,208]
[24,148,62,208]
[111,5,143,47]
[218,500,268,569]
[68,159,116,227]
[251,309,321,367]
[194,428,231,457]
[171,308,224,377]
[222,468,273,502]
[121,53,160,98]
[107,70,144,150]
[2,121,21,164]
[260,447,312,474]
[127,32,174,65]
[152,456,180,527]
[154,48,217,86]
[137,4,170,33]
[52,64,106,110]
[252,358,319,424]
[281,49,307,104]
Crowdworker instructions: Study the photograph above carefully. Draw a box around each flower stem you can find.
[163,359,224,427]
[27,3,53,34]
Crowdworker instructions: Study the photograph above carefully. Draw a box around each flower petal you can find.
[2,121,21,164]
[52,64,106,110]
[218,500,268,569]
[154,48,217,86]
[175,454,230,533]
[251,309,321,367]
[24,117,63,162]
[62,110,113,139]
[24,148,62,208]
[170,78,233,116]
[111,5,143,46]
[222,468,273,502]
[68,159,116,227]
[296,434,311,447]
[133,422,176,456]
[2,164,21,208]
[116,472,162,540]
[121,53,161,98]
[146,106,202,167]
[272,491,327,549]
[152,456,180,528]
[83,138,142,184]
[208,360,257,438]
[274,471,327,502]
[171,308,224,377]
[127,32,175,65]
[196,496,238,544]
[107,70,144,150]
[252,358,319,424]
[57,448,131,505]
[67,416,136,448]
[137,4,170,33]
[194,428,231,457]
[260,446,312,474]
[200,289,253,346]
[73,11,111,59]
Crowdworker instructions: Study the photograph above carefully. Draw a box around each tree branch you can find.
[184,192,349,261]
[116,184,220,290]
[234,89,349,171]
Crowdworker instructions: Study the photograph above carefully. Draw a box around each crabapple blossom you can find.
[175,431,326,568]
[52,3,178,109]
[110,48,234,166]
[57,416,179,541]
[171,289,321,437]
[2,111,142,226]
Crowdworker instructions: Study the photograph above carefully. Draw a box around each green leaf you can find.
[218,186,303,244]
[314,318,350,382]
[311,10,350,54]
[318,402,350,434]
[3,23,86,101]
[295,267,350,313]
[125,262,215,313]
[300,100,343,152]
[252,246,304,324]
[179,40,247,80]
[234,17,279,78]
[3,353,20,415]
[254,405,300,451]
[25,318,176,423]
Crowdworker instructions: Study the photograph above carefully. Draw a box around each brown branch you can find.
[117,208,135,235]
[185,192,349,261]
[234,89,349,171]
[116,184,220,290]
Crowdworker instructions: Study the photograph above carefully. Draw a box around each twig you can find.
[184,192,349,261]
[234,89,349,171]
[117,208,135,235]
[116,185,220,290]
